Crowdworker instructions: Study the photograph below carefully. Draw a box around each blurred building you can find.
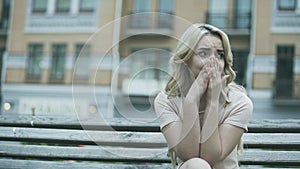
[251,0,300,103]
[1,0,299,117]
[0,0,10,103]
[2,0,116,117]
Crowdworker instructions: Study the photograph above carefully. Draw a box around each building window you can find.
[277,0,297,11]
[275,45,295,98]
[79,0,95,13]
[134,0,150,12]
[129,48,169,80]
[74,44,90,79]
[158,0,173,14]
[55,0,71,13]
[207,0,228,29]
[32,0,47,13]
[51,44,66,81]
[235,0,251,29]
[157,0,174,28]
[27,44,43,78]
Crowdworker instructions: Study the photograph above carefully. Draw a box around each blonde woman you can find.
[154,23,253,169]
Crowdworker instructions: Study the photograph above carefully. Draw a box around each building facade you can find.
[2,0,117,117]
[2,0,297,117]
[251,0,300,101]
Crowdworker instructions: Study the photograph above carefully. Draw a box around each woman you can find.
[154,23,253,169]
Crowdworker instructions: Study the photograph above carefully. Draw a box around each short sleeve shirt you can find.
[154,89,253,169]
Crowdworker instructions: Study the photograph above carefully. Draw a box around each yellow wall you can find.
[255,0,300,56]
[6,68,26,83]
[252,73,275,89]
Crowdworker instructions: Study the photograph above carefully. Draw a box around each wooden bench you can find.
[0,115,299,169]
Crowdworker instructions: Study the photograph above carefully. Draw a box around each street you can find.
[113,90,300,121]
[249,90,300,120]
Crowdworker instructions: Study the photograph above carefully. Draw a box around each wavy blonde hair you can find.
[165,23,237,98]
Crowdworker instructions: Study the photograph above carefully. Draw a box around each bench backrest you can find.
[0,115,299,169]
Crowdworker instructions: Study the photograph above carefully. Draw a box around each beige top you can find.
[154,88,253,169]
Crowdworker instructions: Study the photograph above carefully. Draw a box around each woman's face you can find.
[189,33,225,77]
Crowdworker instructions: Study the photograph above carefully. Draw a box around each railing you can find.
[126,12,173,35]
[272,13,300,28]
[206,12,251,32]
[25,14,98,33]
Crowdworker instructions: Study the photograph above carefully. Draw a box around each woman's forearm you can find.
[176,100,200,161]
[175,83,205,161]
[200,100,222,164]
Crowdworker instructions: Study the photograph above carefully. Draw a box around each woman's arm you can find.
[161,68,209,161]
[199,59,248,165]
[200,100,245,164]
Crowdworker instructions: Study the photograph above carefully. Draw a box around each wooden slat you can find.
[0,159,293,169]
[0,115,299,132]
[0,127,166,147]
[241,149,300,165]
[1,144,300,165]
[242,133,300,148]
[0,159,172,169]
[0,127,299,148]
[0,144,169,162]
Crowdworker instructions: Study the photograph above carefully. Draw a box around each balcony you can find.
[125,12,174,36]
[272,13,300,33]
[25,15,98,33]
[206,12,251,35]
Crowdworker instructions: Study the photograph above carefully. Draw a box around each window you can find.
[158,0,173,13]
[235,0,251,28]
[51,44,66,80]
[134,0,150,12]
[27,44,43,78]
[79,0,95,13]
[157,0,174,28]
[32,0,47,13]
[275,45,295,98]
[130,0,151,28]
[55,0,71,13]
[277,0,297,11]
[74,44,90,79]
[207,0,228,28]
[129,48,169,80]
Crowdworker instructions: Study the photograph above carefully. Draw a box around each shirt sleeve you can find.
[154,92,180,130]
[223,92,253,132]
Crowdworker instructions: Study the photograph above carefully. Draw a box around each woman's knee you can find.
[180,158,211,169]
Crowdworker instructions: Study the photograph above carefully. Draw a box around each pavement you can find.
[248,90,300,120]
[113,89,300,121]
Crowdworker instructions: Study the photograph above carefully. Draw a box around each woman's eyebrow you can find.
[197,47,210,51]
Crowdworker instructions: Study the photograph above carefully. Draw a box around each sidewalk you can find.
[248,90,300,120]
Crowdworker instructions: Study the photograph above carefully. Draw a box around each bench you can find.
[0,115,299,169]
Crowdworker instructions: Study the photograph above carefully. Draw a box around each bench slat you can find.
[0,159,293,169]
[0,159,172,169]
[0,115,299,132]
[1,144,300,165]
[0,127,166,147]
[0,127,299,148]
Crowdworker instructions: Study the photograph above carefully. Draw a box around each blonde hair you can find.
[165,23,236,98]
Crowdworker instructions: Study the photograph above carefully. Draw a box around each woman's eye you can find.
[197,51,207,57]
[217,52,225,59]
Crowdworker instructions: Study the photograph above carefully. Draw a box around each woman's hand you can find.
[194,60,210,98]
[206,57,228,101]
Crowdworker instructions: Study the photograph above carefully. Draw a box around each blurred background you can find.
[0,0,299,120]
